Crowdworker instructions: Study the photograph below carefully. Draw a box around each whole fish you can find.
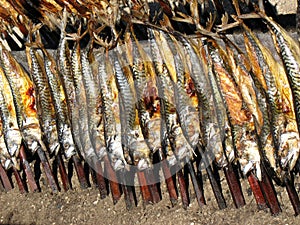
[81,45,106,160]
[149,28,193,164]
[114,45,151,170]
[258,12,300,172]
[206,40,235,165]
[97,51,126,171]
[42,47,77,159]
[209,39,261,179]
[175,33,225,167]
[26,43,60,156]
[0,65,21,169]
[0,42,47,154]
[56,12,84,159]
[241,24,285,182]
[70,38,98,162]
[161,31,200,152]
[131,30,168,162]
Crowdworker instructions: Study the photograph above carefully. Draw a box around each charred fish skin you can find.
[0,43,47,154]
[26,44,60,156]
[97,53,126,171]
[0,66,22,169]
[149,28,193,164]
[42,48,77,159]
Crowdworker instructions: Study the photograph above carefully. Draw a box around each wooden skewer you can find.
[285,175,300,216]
[158,149,178,206]
[56,154,71,191]
[145,168,161,204]
[137,170,153,206]
[37,148,59,193]
[176,165,189,209]
[12,167,26,193]
[223,163,246,208]
[0,164,12,191]
[247,171,268,210]
[103,155,121,204]
[71,155,88,189]
[90,157,107,199]
[19,145,38,192]
[260,166,281,215]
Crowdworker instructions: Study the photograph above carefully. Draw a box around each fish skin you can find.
[70,41,97,161]
[259,13,300,172]
[209,40,261,179]
[26,45,60,156]
[130,31,174,165]
[42,47,77,159]
[56,13,84,160]
[114,45,151,170]
[97,52,126,171]
[0,42,47,154]
[206,40,235,166]
[0,65,21,169]
[174,33,225,167]
[149,28,193,164]
[241,25,285,182]
[162,32,201,152]
[81,47,106,160]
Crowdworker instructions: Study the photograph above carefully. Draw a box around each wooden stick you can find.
[56,154,71,191]
[200,149,226,210]
[137,170,153,206]
[260,167,281,215]
[176,164,189,209]
[145,168,161,204]
[158,149,178,206]
[285,175,300,216]
[71,155,88,189]
[103,156,121,204]
[118,169,135,210]
[91,158,107,199]
[12,167,26,193]
[0,164,12,191]
[247,172,268,210]
[37,148,59,193]
[223,163,246,208]
[186,160,206,207]
[19,145,38,192]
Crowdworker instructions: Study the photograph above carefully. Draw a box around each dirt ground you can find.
[0,169,300,225]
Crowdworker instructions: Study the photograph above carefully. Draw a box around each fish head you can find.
[279,131,300,171]
[5,129,22,157]
[61,125,76,159]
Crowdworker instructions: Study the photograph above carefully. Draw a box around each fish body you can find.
[0,43,47,154]
[259,13,300,172]
[149,29,193,164]
[0,65,21,169]
[97,52,126,171]
[43,48,76,159]
[26,45,60,155]
[81,47,106,160]
[71,41,97,161]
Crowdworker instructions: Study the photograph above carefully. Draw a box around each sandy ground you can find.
[0,169,300,225]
